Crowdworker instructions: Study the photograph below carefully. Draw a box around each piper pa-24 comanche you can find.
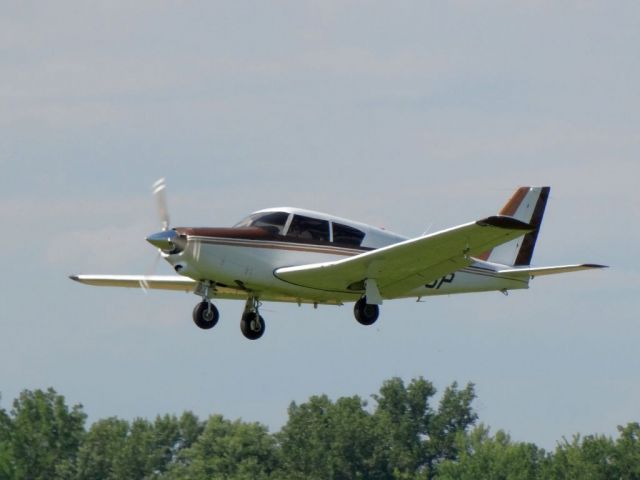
[71,182,605,340]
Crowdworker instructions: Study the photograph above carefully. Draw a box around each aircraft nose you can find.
[146,230,178,250]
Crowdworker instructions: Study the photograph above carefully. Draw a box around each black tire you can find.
[354,297,379,326]
[192,301,219,329]
[240,312,266,340]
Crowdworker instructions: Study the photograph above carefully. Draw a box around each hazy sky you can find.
[1,1,638,449]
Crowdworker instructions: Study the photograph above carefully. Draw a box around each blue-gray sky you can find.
[1,1,638,449]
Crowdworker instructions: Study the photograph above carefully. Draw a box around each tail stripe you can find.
[499,187,530,216]
[514,187,550,266]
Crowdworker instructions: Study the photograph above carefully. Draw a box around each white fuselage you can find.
[163,206,530,304]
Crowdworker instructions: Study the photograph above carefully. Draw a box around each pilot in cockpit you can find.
[288,220,312,239]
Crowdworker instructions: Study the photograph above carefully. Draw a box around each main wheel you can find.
[240,311,266,340]
[192,301,219,329]
[354,297,379,326]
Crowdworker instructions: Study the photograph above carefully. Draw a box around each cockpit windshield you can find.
[234,211,289,235]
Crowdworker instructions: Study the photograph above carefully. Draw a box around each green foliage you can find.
[166,414,278,480]
[9,388,86,480]
[0,381,638,480]
[614,422,640,479]
[277,377,479,480]
[371,377,437,478]
[551,423,640,480]
[73,417,129,480]
[0,396,13,480]
[436,424,550,479]
[278,394,377,479]
[74,412,204,480]
[427,381,478,468]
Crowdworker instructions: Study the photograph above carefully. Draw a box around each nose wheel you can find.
[192,301,219,329]
[240,297,266,340]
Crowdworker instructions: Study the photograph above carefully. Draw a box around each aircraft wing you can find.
[70,274,197,291]
[68,274,254,300]
[274,216,533,299]
[69,274,345,305]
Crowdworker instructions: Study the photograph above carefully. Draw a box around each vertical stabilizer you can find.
[478,186,550,266]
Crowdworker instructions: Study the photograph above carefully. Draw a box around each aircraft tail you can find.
[478,186,551,266]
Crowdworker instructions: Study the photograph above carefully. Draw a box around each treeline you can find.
[0,378,638,479]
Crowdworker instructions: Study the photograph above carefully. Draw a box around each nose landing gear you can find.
[192,301,219,329]
[192,281,219,330]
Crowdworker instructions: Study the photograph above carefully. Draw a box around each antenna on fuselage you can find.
[421,222,433,236]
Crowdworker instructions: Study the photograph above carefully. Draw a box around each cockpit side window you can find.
[287,215,330,242]
[332,222,365,247]
[235,212,289,235]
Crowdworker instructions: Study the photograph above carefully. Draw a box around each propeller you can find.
[146,178,185,253]
[141,178,182,291]
[139,178,175,293]
[139,252,161,293]
[153,177,170,231]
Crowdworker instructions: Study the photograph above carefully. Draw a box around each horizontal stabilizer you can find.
[498,264,608,277]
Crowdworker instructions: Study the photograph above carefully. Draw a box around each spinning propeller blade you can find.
[139,252,162,293]
[153,178,170,231]
[141,178,172,291]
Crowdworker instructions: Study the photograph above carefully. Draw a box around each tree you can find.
[427,381,478,469]
[73,417,129,480]
[278,394,378,480]
[371,377,437,479]
[9,388,86,480]
[436,424,550,479]
[370,377,478,479]
[74,412,204,480]
[551,433,616,479]
[166,414,277,480]
[612,422,640,479]
[550,423,640,480]
[0,396,13,480]
[148,412,203,476]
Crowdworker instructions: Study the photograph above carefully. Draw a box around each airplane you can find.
[70,182,606,340]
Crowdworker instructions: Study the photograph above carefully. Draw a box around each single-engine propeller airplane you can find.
[71,181,606,340]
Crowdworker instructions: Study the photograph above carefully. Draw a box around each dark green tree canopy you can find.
[1,381,637,480]
[3,388,86,480]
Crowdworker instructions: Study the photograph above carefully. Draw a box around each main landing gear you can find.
[353,297,380,326]
[240,297,266,340]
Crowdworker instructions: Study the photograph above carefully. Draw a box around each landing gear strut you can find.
[354,297,379,326]
[241,297,265,340]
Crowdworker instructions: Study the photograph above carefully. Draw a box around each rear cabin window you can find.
[287,215,330,242]
[332,222,365,247]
